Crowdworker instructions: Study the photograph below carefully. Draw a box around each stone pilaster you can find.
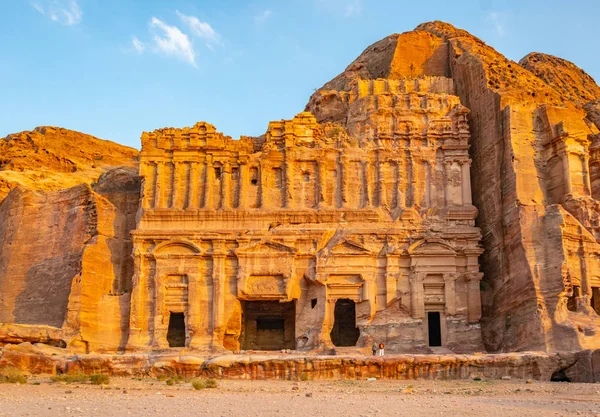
[239,164,249,209]
[204,157,215,209]
[443,273,457,315]
[211,241,226,349]
[461,160,473,205]
[155,161,166,208]
[560,150,573,196]
[188,162,200,209]
[410,272,425,319]
[222,163,230,209]
[466,272,483,323]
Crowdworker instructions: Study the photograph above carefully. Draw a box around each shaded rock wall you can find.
[307,21,600,353]
[0,167,140,352]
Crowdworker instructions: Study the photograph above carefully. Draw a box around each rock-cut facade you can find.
[127,78,485,353]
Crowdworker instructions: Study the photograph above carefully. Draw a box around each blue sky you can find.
[1,0,599,149]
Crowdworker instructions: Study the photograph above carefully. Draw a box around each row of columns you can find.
[142,153,474,211]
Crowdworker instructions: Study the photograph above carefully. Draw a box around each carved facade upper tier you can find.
[129,84,485,354]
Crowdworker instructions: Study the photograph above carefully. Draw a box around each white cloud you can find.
[150,17,196,67]
[486,12,505,37]
[132,36,145,54]
[32,0,82,25]
[344,0,361,17]
[176,10,221,48]
[316,0,362,17]
[254,9,272,24]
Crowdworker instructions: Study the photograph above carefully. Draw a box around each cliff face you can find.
[307,21,600,352]
[0,168,140,352]
[1,21,600,356]
[0,126,139,202]
[0,126,140,352]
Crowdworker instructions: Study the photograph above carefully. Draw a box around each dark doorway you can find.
[167,312,186,347]
[330,299,360,347]
[567,285,580,312]
[428,312,442,347]
[241,301,295,350]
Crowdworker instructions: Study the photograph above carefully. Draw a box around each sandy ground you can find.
[1,377,600,417]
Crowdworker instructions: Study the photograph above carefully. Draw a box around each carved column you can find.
[140,162,152,210]
[188,162,200,209]
[283,150,294,209]
[155,161,166,208]
[315,159,323,208]
[581,252,591,299]
[589,141,600,199]
[376,153,385,207]
[239,163,248,209]
[409,272,425,319]
[127,251,149,349]
[211,242,226,349]
[322,297,337,346]
[259,162,268,208]
[222,162,230,209]
[172,161,183,209]
[583,154,592,196]
[461,160,473,205]
[466,273,483,323]
[339,153,347,208]
[152,269,167,349]
[443,273,457,315]
[560,150,573,196]
[444,160,453,207]
[204,156,215,209]
[385,255,398,305]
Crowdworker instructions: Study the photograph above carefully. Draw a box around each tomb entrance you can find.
[241,300,295,350]
[330,298,360,347]
[166,312,186,347]
[428,311,442,347]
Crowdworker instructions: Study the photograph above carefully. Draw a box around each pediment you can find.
[153,240,201,256]
[409,239,456,256]
[235,241,297,255]
[329,239,374,255]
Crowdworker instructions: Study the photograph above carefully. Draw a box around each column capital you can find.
[465,272,483,282]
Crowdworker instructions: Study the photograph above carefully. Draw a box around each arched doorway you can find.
[330,299,360,347]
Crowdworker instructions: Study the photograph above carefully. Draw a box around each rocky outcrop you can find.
[0,126,138,202]
[2,20,600,366]
[0,167,140,353]
[2,342,598,382]
[307,21,600,353]
[519,52,600,108]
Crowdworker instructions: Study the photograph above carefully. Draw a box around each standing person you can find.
[378,342,385,356]
[372,343,377,356]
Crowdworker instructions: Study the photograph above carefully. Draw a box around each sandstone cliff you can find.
[0,168,139,352]
[2,21,600,357]
[0,126,139,202]
[307,21,600,352]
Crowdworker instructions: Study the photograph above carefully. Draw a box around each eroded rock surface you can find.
[307,21,600,353]
[0,126,138,202]
[1,21,600,365]
[0,167,140,353]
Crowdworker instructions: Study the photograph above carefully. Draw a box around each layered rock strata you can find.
[0,126,138,202]
[0,168,140,352]
[1,21,600,361]
[307,21,600,353]
[1,342,598,383]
